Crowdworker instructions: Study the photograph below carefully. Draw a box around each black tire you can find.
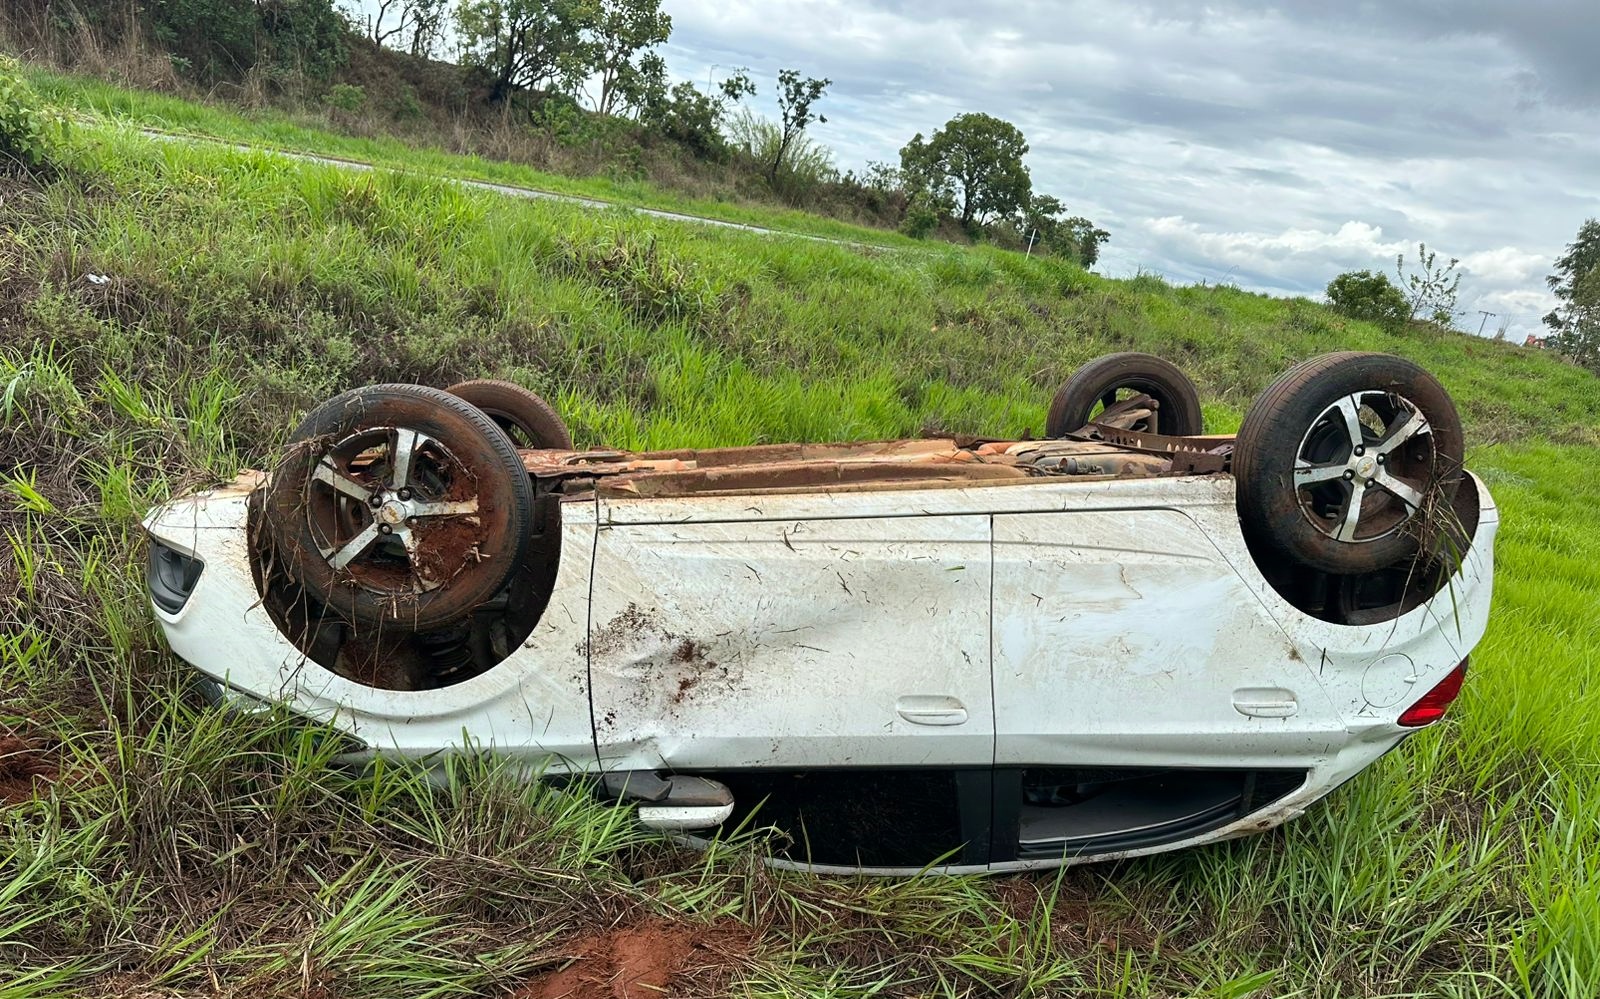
[1046,352,1204,437]
[445,379,572,449]
[1233,352,1464,576]
[264,384,535,631]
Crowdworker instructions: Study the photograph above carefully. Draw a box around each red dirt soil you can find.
[0,729,57,805]
[512,919,751,999]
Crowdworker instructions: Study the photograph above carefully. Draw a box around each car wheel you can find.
[1045,352,1204,437]
[263,384,535,631]
[444,379,573,449]
[1232,352,1464,576]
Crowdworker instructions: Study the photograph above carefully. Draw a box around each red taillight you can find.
[1397,658,1469,727]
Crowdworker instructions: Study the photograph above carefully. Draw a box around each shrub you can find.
[0,57,67,175]
[1325,269,1410,330]
[726,109,836,202]
[901,202,939,239]
[322,82,367,113]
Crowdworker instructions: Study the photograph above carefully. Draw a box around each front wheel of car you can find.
[1232,352,1464,576]
[262,383,536,631]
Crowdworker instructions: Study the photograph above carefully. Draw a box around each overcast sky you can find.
[356,0,1599,339]
[651,0,1600,340]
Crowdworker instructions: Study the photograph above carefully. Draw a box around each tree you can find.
[409,0,452,57]
[897,132,953,214]
[1019,194,1109,267]
[639,69,754,158]
[370,0,451,55]
[456,0,599,105]
[769,69,829,184]
[1326,270,1410,331]
[901,113,1031,228]
[1395,242,1462,325]
[1543,218,1600,369]
[589,0,671,117]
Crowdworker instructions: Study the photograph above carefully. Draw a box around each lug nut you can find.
[1353,445,1365,457]
[1376,454,1386,464]
[369,495,383,508]
[397,488,412,500]
[378,523,392,534]
[1343,470,1354,480]
[406,517,418,527]
[1366,478,1375,487]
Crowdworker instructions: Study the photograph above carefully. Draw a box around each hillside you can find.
[2,83,1600,998]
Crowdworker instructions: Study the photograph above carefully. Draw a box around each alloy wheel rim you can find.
[1290,391,1437,543]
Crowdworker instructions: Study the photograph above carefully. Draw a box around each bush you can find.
[1326,270,1409,330]
[0,57,67,175]
[726,109,836,202]
[901,202,939,239]
[322,82,367,113]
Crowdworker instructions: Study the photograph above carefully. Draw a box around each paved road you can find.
[137,127,876,247]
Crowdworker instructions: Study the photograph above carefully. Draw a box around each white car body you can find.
[144,455,1497,875]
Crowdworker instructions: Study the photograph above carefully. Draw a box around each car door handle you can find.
[1232,687,1299,718]
[896,696,968,726]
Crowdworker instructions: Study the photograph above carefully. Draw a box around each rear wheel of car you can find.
[263,383,535,631]
[444,379,572,449]
[1045,352,1204,437]
[1232,352,1464,576]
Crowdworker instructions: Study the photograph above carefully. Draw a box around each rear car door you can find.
[989,504,1343,862]
[588,498,995,868]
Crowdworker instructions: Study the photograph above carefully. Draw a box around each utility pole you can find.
[1476,310,1497,335]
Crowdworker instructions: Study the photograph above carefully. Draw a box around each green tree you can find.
[639,69,754,158]
[1019,194,1109,267]
[456,0,599,105]
[1326,270,1410,331]
[901,113,1031,228]
[897,132,953,217]
[769,69,829,184]
[590,0,671,117]
[1543,219,1600,369]
[1395,242,1462,325]
[146,0,348,82]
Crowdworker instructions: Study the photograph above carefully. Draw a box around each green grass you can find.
[25,67,923,250]
[1,91,1599,998]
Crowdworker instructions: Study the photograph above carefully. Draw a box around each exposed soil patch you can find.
[0,728,57,805]
[512,918,751,999]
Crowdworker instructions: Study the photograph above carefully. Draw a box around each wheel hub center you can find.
[377,500,409,526]
[1354,456,1377,479]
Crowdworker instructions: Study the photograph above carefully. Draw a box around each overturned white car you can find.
[144,352,1495,873]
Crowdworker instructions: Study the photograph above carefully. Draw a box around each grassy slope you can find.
[0,98,1598,999]
[27,68,920,249]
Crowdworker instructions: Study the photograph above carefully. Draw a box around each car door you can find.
[587,503,995,774]
[989,506,1345,860]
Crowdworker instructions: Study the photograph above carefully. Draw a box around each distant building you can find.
[1524,335,1547,348]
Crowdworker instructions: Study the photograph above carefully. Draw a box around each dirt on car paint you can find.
[585,605,740,722]
[0,729,57,805]
[511,918,751,999]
